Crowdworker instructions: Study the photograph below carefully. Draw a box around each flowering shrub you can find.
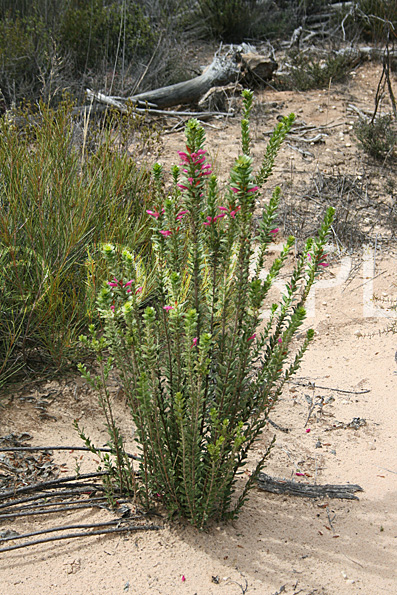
[79,90,334,528]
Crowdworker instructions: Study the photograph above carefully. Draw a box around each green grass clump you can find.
[0,100,156,388]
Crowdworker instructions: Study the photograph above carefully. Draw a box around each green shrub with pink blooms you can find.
[79,90,334,528]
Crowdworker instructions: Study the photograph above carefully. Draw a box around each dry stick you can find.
[0,523,161,553]
[0,501,116,520]
[0,519,147,544]
[1,495,107,512]
[267,418,290,433]
[0,445,140,460]
[349,270,386,292]
[0,472,108,500]
[0,489,103,510]
[0,497,130,520]
[288,381,370,395]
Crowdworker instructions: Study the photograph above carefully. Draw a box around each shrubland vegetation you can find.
[0,101,159,388]
[0,1,395,107]
[0,1,395,386]
[0,0,395,525]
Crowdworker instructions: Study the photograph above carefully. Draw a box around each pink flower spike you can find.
[248,333,256,342]
[159,230,172,237]
[306,428,311,433]
[182,575,186,583]
[146,210,159,219]
[163,305,174,312]
[218,206,228,211]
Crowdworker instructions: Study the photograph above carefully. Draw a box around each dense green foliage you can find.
[0,101,156,388]
[79,91,334,527]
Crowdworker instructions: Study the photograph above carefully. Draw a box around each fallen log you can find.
[257,473,363,500]
[122,51,276,109]
[124,54,241,109]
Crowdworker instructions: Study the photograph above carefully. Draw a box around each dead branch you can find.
[0,472,108,500]
[84,90,234,118]
[257,473,363,500]
[0,522,161,553]
[0,488,102,510]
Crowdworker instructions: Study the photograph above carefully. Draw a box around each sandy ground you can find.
[0,58,396,594]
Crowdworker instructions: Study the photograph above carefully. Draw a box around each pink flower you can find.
[176,210,188,221]
[182,575,186,582]
[110,305,115,312]
[124,280,133,287]
[135,286,143,294]
[306,428,311,433]
[230,206,241,218]
[319,262,329,267]
[177,183,189,190]
[163,305,174,312]
[247,186,259,193]
[269,228,279,234]
[178,151,190,163]
[296,472,305,477]
[248,333,256,342]
[278,338,282,344]
[216,213,226,219]
[159,230,172,237]
[146,210,160,219]
[231,187,239,194]
[191,337,198,348]
[218,206,228,212]
[108,277,120,288]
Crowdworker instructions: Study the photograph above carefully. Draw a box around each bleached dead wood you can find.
[84,50,277,114]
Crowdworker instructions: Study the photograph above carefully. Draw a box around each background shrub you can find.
[354,115,397,159]
[0,101,156,388]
